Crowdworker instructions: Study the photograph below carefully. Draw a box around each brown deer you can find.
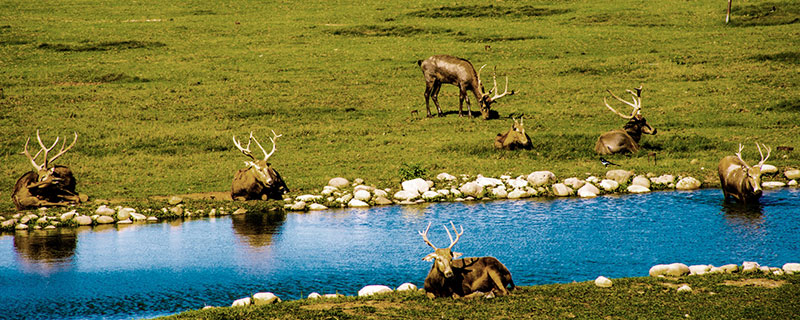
[12,131,81,210]
[718,143,771,204]
[495,116,532,150]
[419,222,515,299]
[418,55,514,120]
[594,85,657,154]
[231,130,289,201]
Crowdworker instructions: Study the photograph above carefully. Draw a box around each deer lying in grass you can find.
[418,55,514,120]
[231,131,289,201]
[595,85,657,154]
[495,116,532,150]
[420,222,515,298]
[718,143,771,204]
[12,131,81,210]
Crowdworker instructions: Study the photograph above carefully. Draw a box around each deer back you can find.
[495,120,532,150]
[232,162,288,201]
[718,155,763,202]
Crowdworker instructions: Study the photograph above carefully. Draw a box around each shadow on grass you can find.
[327,25,461,37]
[750,52,800,64]
[37,40,166,52]
[728,1,800,26]
[407,5,570,18]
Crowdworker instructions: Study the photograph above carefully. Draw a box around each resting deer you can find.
[231,130,289,201]
[718,143,771,204]
[418,55,514,119]
[595,85,657,154]
[495,116,532,150]
[419,222,515,299]
[12,131,81,210]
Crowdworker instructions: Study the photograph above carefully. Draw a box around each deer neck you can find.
[623,123,643,142]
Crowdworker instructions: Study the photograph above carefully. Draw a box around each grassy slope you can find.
[1,0,799,213]
[160,274,800,319]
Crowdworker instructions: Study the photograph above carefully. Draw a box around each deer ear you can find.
[422,253,437,261]
[452,252,463,258]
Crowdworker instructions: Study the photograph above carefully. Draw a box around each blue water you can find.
[1,188,798,320]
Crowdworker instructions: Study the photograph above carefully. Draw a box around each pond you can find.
[1,188,799,320]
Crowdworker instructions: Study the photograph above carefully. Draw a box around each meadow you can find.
[1,0,798,212]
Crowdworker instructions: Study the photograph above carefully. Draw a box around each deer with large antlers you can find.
[231,130,289,201]
[594,85,657,155]
[718,143,771,204]
[494,116,532,150]
[419,222,514,299]
[418,55,515,120]
[12,131,82,210]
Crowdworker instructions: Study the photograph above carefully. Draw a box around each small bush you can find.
[398,163,429,181]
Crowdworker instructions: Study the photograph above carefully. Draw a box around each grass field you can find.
[1,0,799,212]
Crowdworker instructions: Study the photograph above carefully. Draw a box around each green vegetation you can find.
[1,0,798,214]
[159,273,800,319]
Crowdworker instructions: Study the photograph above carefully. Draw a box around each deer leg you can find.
[488,270,511,296]
[431,82,444,117]
[424,82,434,117]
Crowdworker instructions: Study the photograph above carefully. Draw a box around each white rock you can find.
[117,208,135,221]
[606,170,633,184]
[436,172,456,181]
[96,205,115,216]
[323,293,343,299]
[459,182,483,197]
[130,212,147,221]
[354,190,372,201]
[146,216,159,222]
[297,194,322,202]
[783,263,800,274]
[527,171,556,187]
[402,178,430,194]
[689,265,712,275]
[507,189,528,199]
[397,283,418,292]
[354,185,374,192]
[742,261,761,273]
[586,176,600,183]
[309,203,328,210]
[117,219,133,224]
[348,199,370,208]
[578,184,600,198]
[475,175,503,187]
[649,263,689,277]
[437,189,450,196]
[252,292,280,305]
[308,292,322,299]
[96,216,115,224]
[785,169,800,180]
[393,190,419,201]
[60,210,77,222]
[328,177,349,188]
[789,180,798,186]
[719,264,739,273]
[563,177,585,189]
[650,174,675,185]
[677,285,692,293]
[506,177,528,189]
[358,285,393,297]
[75,215,92,225]
[322,185,338,196]
[552,183,573,197]
[422,191,441,200]
[373,189,388,198]
[491,187,508,198]
[599,179,620,192]
[594,276,612,288]
[231,297,251,307]
[627,185,651,193]
[632,175,651,189]
[762,181,786,189]
[676,177,701,190]
[16,224,28,230]
[760,164,777,174]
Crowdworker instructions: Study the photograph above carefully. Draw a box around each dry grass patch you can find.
[723,279,787,288]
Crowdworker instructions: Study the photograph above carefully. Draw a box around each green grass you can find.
[1,0,799,213]
[159,273,800,319]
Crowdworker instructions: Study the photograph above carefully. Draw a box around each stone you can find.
[785,169,800,180]
[231,297,251,307]
[117,208,135,221]
[437,189,450,196]
[15,224,28,230]
[677,285,692,293]
[563,177,586,189]
[552,183,573,197]
[632,175,651,189]
[436,172,456,181]
[96,216,115,224]
[760,164,777,174]
[594,276,612,288]
[168,196,183,205]
[742,261,760,273]
[761,181,786,189]
[307,292,322,299]
[650,174,675,185]
[339,194,353,203]
[689,265,712,275]
[627,185,651,193]
[578,183,600,198]
[252,292,281,305]
[475,176,503,187]
[649,263,689,277]
[397,283,418,292]
[789,180,798,186]
[233,208,247,215]
[421,191,440,201]
[35,217,47,225]
[783,263,800,274]
[328,177,349,188]
[170,206,183,216]
[393,190,418,201]
[506,177,528,189]
[96,205,115,216]
[322,186,338,196]
[599,179,619,192]
[1,219,17,228]
[60,210,77,222]
[146,216,158,222]
[402,178,430,194]
[130,212,147,221]
[586,176,600,184]
[507,189,528,199]
[117,219,133,224]
[348,199,369,208]
[719,264,739,273]
[527,171,556,187]
[358,285,393,297]
[374,196,393,205]
[459,182,484,197]
[676,177,701,190]
[353,178,364,185]
[308,203,328,210]
[75,216,92,225]
[297,194,322,202]
[491,187,508,199]
[323,294,343,299]
[373,189,388,198]
[606,170,633,184]
[289,201,307,211]
[354,190,371,201]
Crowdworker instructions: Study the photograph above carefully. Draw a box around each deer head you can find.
[477,65,515,119]
[21,130,78,182]
[734,143,771,194]
[420,221,464,278]
[603,85,656,137]
[232,130,282,186]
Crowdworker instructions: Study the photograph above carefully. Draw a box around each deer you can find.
[12,131,81,211]
[718,143,771,204]
[494,116,532,150]
[594,85,657,155]
[419,222,515,299]
[418,55,515,120]
[231,130,289,201]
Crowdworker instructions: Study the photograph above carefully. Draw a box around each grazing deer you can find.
[418,55,514,120]
[718,143,771,204]
[12,131,81,210]
[419,222,515,298]
[595,85,657,154]
[494,116,532,150]
[231,131,289,201]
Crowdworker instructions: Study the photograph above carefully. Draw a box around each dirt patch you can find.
[723,279,786,288]
[150,191,232,201]
[301,300,410,316]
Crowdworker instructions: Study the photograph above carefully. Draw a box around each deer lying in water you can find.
[418,55,514,120]
[718,143,771,204]
[495,116,532,150]
[595,85,657,154]
[231,131,289,201]
[12,131,81,210]
[419,222,515,298]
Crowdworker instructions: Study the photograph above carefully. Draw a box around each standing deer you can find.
[12,131,81,210]
[494,116,532,150]
[231,130,289,201]
[718,143,771,204]
[594,85,657,154]
[419,222,515,298]
[418,55,514,120]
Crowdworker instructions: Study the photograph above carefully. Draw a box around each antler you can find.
[232,132,257,160]
[418,222,438,249]
[233,130,283,162]
[443,221,464,250]
[603,85,643,119]
[44,131,78,167]
[734,143,751,169]
[488,66,514,100]
[756,143,771,168]
[21,131,77,171]
[477,64,487,92]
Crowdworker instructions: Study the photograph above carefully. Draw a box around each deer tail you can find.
[417,59,423,66]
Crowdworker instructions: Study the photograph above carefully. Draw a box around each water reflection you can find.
[721,200,765,228]
[231,212,286,247]
[13,229,77,275]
